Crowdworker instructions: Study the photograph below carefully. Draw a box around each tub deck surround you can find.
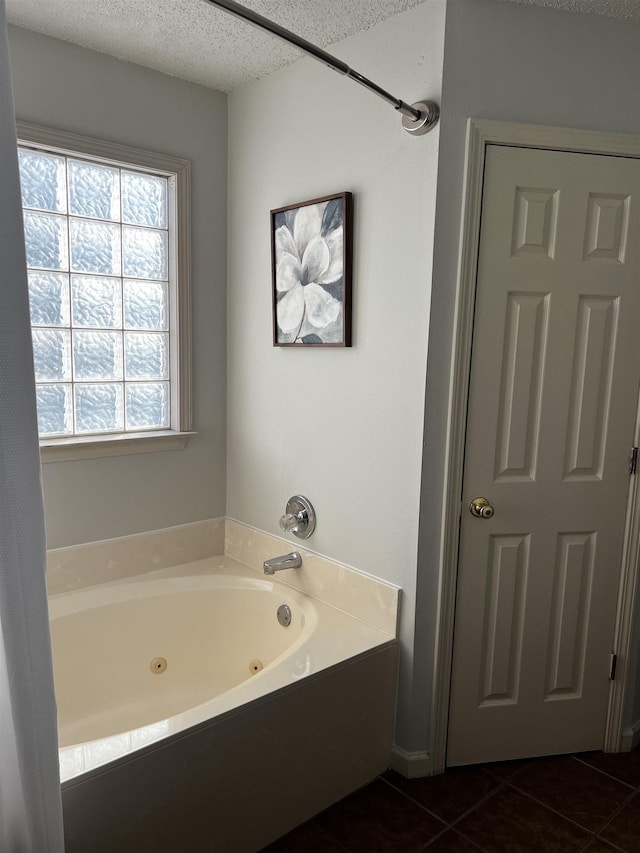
[225,518,400,636]
[51,556,395,782]
[46,517,226,594]
[46,516,400,633]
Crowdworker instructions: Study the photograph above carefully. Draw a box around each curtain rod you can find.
[203,0,439,136]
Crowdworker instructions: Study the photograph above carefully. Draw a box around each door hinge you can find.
[631,447,638,475]
[610,653,618,681]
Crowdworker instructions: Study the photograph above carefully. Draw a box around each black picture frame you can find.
[271,191,353,347]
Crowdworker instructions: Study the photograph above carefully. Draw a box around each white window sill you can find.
[39,431,197,463]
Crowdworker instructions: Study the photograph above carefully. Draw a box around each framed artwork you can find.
[271,191,353,347]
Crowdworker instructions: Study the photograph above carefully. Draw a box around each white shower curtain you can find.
[0,1,65,850]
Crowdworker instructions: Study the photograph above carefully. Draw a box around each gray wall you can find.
[419,0,640,752]
[227,1,445,751]
[8,26,228,548]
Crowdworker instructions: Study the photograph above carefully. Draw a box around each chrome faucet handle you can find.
[279,496,316,539]
[279,513,298,532]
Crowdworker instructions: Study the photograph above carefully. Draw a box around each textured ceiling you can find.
[4,0,426,92]
[6,0,640,92]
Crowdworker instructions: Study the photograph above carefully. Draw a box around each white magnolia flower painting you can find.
[271,192,352,346]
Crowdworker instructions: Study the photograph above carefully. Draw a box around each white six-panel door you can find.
[447,144,640,766]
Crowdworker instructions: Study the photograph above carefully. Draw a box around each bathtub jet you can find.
[263,551,302,575]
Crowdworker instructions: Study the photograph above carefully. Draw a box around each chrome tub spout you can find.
[263,551,302,575]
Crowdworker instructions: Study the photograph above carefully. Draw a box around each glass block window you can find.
[18,140,182,440]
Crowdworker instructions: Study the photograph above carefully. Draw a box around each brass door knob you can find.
[469,497,495,519]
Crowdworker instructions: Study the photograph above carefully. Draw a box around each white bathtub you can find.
[51,556,399,852]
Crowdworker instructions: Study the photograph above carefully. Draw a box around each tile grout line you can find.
[571,755,638,791]
[381,769,505,827]
[379,774,500,851]
[452,828,493,853]
[381,754,639,853]
[444,774,601,849]
[420,824,490,852]
[503,777,606,838]
[588,783,639,850]
[378,774,453,827]
[588,837,631,853]
[503,772,640,843]
[446,780,507,830]
[311,777,450,853]
[576,747,640,852]
[576,829,612,853]
[383,769,590,849]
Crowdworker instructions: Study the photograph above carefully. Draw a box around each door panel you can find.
[494,290,549,481]
[447,145,640,766]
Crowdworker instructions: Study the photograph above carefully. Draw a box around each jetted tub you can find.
[51,557,399,852]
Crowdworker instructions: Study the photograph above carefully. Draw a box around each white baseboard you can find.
[389,746,435,778]
[621,719,640,752]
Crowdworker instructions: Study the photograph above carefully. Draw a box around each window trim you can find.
[16,122,194,462]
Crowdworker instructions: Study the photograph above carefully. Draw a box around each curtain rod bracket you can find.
[402,101,440,136]
[204,0,440,137]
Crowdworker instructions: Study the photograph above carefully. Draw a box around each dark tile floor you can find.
[263,750,640,852]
